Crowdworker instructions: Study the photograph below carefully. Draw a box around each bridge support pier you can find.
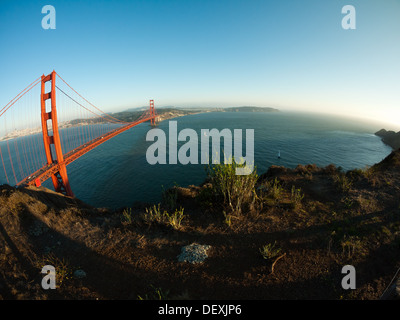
[40,71,74,197]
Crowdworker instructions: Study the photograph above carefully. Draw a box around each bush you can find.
[267,178,284,199]
[207,159,258,215]
[334,174,352,193]
[290,185,304,209]
[257,177,283,200]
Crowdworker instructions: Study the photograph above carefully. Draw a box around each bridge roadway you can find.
[17,115,155,188]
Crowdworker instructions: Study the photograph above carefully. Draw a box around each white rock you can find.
[177,243,211,264]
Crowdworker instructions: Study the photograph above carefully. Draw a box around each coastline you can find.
[375,129,400,150]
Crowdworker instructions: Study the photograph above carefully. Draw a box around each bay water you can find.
[39,111,391,209]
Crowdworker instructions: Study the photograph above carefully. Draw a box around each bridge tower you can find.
[149,99,156,126]
[40,71,74,197]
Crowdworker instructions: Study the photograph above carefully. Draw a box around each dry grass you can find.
[1,150,400,300]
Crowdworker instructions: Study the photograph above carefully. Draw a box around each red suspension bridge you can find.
[0,71,157,197]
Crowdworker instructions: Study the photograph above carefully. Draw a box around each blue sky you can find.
[1,0,399,129]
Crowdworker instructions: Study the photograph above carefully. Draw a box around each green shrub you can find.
[207,159,258,215]
[144,203,164,224]
[165,207,185,230]
[266,178,283,199]
[121,207,133,224]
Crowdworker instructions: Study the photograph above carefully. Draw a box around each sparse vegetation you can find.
[143,203,185,230]
[290,185,304,209]
[165,207,185,230]
[356,195,378,213]
[334,173,352,193]
[265,177,284,200]
[259,242,282,260]
[121,207,133,224]
[144,203,164,224]
[34,253,73,288]
[138,285,170,300]
[340,235,365,259]
[255,178,284,210]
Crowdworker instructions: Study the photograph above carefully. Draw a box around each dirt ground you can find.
[1,150,400,300]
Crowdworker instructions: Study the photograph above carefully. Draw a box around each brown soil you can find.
[1,150,400,300]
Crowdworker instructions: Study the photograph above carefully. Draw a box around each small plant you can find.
[267,178,283,199]
[121,207,133,224]
[259,242,282,260]
[334,174,352,193]
[361,166,374,180]
[143,204,185,230]
[341,196,354,209]
[165,207,185,230]
[34,253,73,288]
[290,185,304,209]
[347,168,364,181]
[340,235,364,259]
[138,285,170,300]
[144,203,164,224]
[223,211,232,227]
[356,195,378,213]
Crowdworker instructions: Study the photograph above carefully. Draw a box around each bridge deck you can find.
[17,115,154,188]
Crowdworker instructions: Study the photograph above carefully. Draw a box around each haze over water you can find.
[36,111,391,209]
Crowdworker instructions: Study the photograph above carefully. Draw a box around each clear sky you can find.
[1,0,399,129]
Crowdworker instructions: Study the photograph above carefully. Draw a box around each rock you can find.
[375,129,400,150]
[177,243,211,264]
[73,269,86,279]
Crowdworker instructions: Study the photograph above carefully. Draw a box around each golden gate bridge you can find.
[0,71,157,197]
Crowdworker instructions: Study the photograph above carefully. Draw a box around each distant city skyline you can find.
[0,0,399,129]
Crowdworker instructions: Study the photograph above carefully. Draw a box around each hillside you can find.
[375,129,400,150]
[110,106,279,123]
[1,150,400,300]
[223,106,279,113]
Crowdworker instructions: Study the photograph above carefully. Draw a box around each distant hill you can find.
[111,106,279,123]
[123,106,176,112]
[223,106,279,113]
[375,129,400,150]
[123,107,147,112]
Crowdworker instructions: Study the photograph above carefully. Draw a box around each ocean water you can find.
[3,111,393,209]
